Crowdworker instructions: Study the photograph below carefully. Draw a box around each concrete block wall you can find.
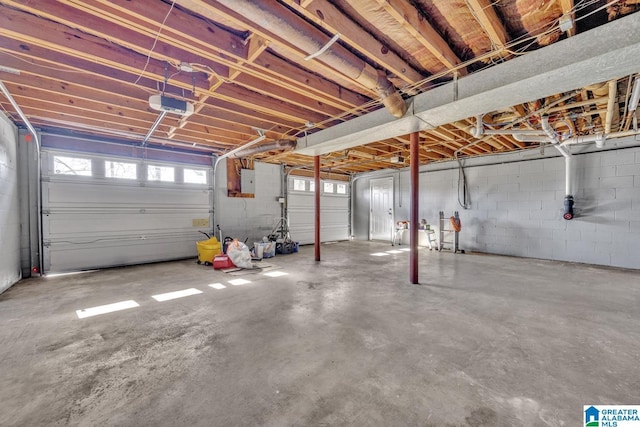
[0,114,20,293]
[214,161,283,244]
[355,143,640,269]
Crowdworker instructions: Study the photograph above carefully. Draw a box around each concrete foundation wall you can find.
[0,114,21,293]
[354,141,640,269]
[214,161,283,244]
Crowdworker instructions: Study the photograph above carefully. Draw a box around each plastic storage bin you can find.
[213,254,235,269]
[276,240,296,254]
[254,241,276,258]
[196,237,222,264]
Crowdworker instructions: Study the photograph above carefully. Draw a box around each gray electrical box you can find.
[240,169,255,193]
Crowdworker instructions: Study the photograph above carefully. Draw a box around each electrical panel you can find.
[240,169,255,194]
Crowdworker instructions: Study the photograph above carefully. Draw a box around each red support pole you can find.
[314,155,321,261]
[410,132,419,284]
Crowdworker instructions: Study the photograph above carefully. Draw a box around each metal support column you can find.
[314,155,321,261]
[409,132,419,284]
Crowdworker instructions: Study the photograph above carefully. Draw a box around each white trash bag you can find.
[226,239,254,269]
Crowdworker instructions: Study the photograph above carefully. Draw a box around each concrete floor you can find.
[1,241,639,426]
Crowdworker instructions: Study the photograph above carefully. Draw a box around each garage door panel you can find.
[321,196,348,209]
[286,193,312,208]
[287,180,349,245]
[44,212,210,237]
[44,181,210,208]
[46,236,198,272]
[42,148,212,272]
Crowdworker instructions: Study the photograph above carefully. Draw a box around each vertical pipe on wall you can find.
[0,80,43,276]
[314,155,321,261]
[409,132,419,284]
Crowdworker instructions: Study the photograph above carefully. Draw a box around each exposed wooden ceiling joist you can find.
[281,0,424,86]
[373,0,467,75]
[465,0,510,50]
[0,0,638,174]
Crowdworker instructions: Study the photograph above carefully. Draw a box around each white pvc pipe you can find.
[515,130,639,147]
[563,154,572,196]
[512,134,548,143]
[484,115,640,206]
[559,134,605,147]
[472,128,546,138]
[541,116,572,196]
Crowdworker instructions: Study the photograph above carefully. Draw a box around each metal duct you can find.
[229,139,296,158]
[214,0,407,118]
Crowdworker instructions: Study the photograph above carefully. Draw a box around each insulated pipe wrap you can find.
[375,70,407,118]
[230,139,296,158]
[215,0,407,118]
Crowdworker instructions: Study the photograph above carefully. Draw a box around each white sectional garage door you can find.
[41,145,212,273]
[287,177,349,245]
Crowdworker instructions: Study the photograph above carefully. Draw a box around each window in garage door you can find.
[53,155,92,176]
[105,160,136,179]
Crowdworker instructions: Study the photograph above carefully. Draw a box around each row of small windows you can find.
[53,155,208,184]
[291,178,347,194]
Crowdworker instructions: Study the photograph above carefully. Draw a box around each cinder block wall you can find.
[0,114,20,293]
[214,161,283,244]
[355,143,640,269]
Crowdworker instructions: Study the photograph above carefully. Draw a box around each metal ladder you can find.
[438,211,461,253]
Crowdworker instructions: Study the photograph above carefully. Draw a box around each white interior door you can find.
[370,177,394,241]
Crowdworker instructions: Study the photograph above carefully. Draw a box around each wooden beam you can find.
[373,0,466,75]
[0,5,209,91]
[604,79,618,134]
[420,146,446,160]
[465,0,509,49]
[6,1,368,112]
[0,52,314,142]
[0,17,335,129]
[173,0,377,96]
[281,0,424,85]
[5,89,276,147]
[125,0,369,108]
[183,33,271,135]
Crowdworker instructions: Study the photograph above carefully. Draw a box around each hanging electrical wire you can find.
[456,155,471,209]
[132,0,177,85]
